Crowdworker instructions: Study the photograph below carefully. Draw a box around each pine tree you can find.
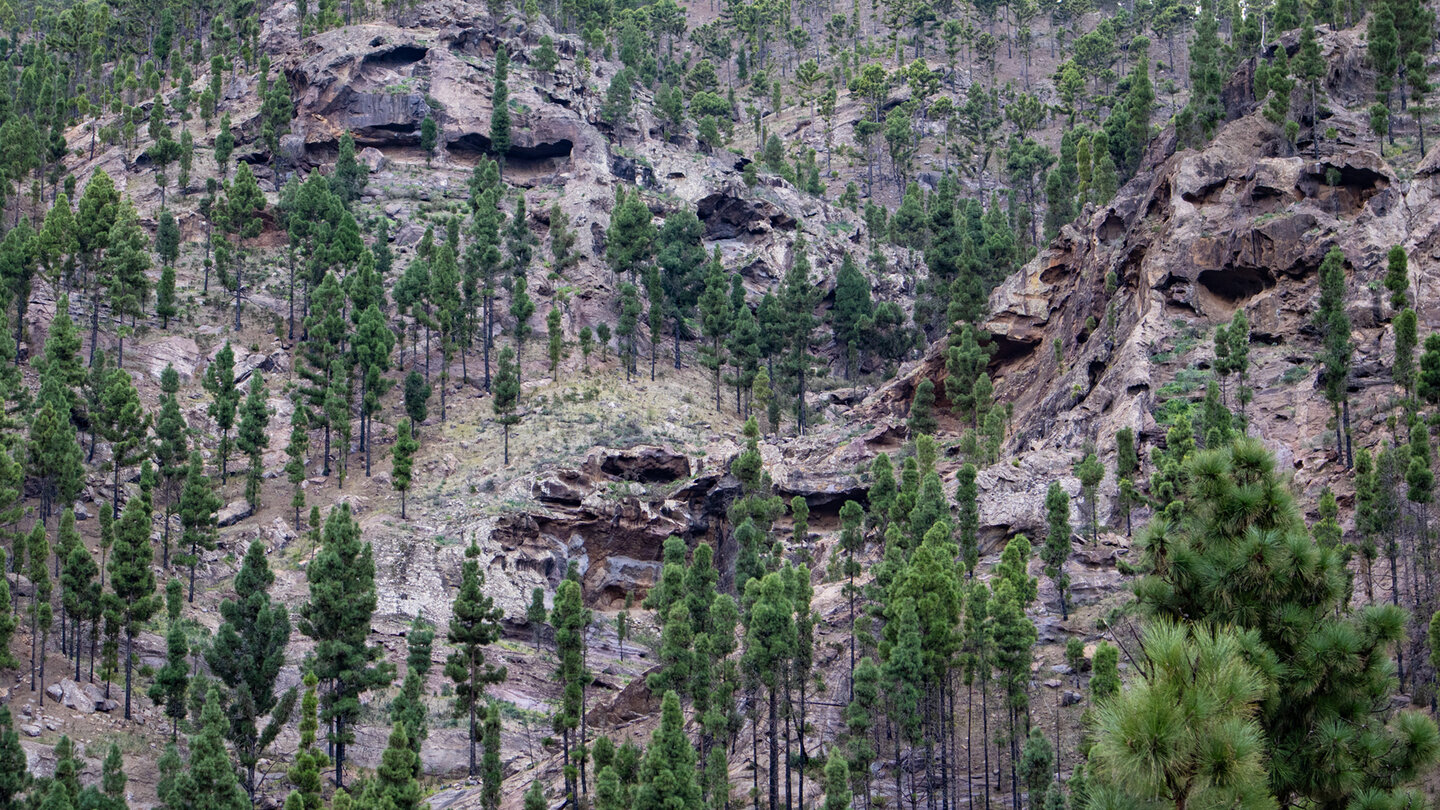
[552,574,593,802]
[1041,482,1073,620]
[617,282,641,380]
[391,614,435,754]
[1090,621,1271,810]
[109,494,158,719]
[26,523,50,700]
[1316,247,1353,467]
[223,163,265,330]
[992,571,1039,808]
[28,377,84,522]
[1019,727,1055,807]
[209,539,294,799]
[547,306,565,381]
[59,539,98,682]
[1116,427,1140,536]
[99,368,150,520]
[956,461,979,573]
[525,782,547,810]
[832,254,874,379]
[643,267,664,381]
[156,264,178,330]
[103,203,151,366]
[493,345,521,464]
[446,540,506,776]
[148,587,189,739]
[1090,641,1121,702]
[354,305,395,477]
[172,684,251,810]
[404,371,431,434]
[391,419,419,519]
[730,293,763,416]
[1135,439,1440,806]
[1075,452,1103,544]
[635,692,703,810]
[299,504,394,788]
[1385,245,1411,311]
[482,704,503,810]
[286,405,310,528]
[908,378,938,435]
[325,359,352,487]
[332,132,368,203]
[288,672,329,810]
[154,365,189,565]
[744,572,794,810]
[526,586,548,652]
[606,185,657,283]
[1295,22,1325,157]
[650,603,694,699]
[204,342,240,483]
[823,753,851,810]
[371,723,423,810]
[237,372,270,510]
[881,595,925,807]
[491,45,512,169]
[0,707,28,810]
[177,452,221,602]
[846,654,880,809]
[780,237,819,434]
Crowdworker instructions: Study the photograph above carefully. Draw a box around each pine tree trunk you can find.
[769,685,780,810]
[469,687,478,776]
[1343,398,1353,469]
[1007,706,1019,810]
[784,675,793,810]
[981,677,991,810]
[967,680,974,810]
[235,251,243,330]
[336,710,346,788]
[124,630,134,719]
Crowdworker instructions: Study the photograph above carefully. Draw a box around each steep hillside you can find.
[3,1,1440,810]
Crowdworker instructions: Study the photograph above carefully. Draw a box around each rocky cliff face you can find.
[914,27,1440,545]
[17,5,1440,808]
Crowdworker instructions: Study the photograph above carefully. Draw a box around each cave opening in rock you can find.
[447,133,574,173]
[1197,265,1275,303]
[363,44,428,69]
[1087,359,1107,391]
[353,122,421,147]
[988,333,1038,367]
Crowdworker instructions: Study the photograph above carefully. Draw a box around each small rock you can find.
[1061,691,1084,707]
[217,501,255,527]
[73,504,92,521]
[19,723,40,737]
[44,720,58,731]
[45,683,63,701]
[1043,679,1062,689]
[1051,664,1074,675]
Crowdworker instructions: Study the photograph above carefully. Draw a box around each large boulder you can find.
[217,500,255,527]
[585,445,690,483]
[44,678,118,714]
[696,188,799,240]
[143,336,202,383]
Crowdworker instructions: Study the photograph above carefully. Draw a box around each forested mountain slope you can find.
[0,0,1437,809]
